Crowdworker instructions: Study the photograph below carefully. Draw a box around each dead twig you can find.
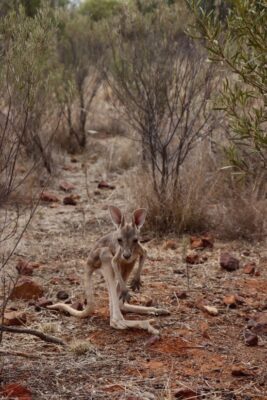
[0,325,66,346]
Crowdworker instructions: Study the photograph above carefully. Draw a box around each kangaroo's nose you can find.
[123,253,131,260]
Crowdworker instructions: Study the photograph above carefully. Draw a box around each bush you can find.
[79,0,124,21]
[187,0,267,184]
[107,1,216,225]
[57,11,104,151]
[0,5,63,174]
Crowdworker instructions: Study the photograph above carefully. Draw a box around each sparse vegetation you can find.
[0,0,266,398]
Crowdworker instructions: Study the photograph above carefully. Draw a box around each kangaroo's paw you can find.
[110,318,129,330]
[130,277,142,292]
[154,308,170,316]
[123,319,160,335]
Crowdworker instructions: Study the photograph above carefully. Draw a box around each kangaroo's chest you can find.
[118,259,136,281]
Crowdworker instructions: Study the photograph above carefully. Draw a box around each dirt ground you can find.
[1,133,267,400]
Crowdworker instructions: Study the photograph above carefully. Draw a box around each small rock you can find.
[56,290,69,300]
[59,181,75,192]
[203,305,219,316]
[16,259,33,276]
[174,388,198,399]
[97,180,115,190]
[63,195,77,206]
[94,190,101,195]
[243,263,256,275]
[249,312,267,334]
[186,254,201,265]
[244,330,258,346]
[223,294,237,307]
[163,240,178,250]
[175,291,187,300]
[3,311,27,326]
[40,191,60,203]
[220,253,239,271]
[231,365,251,377]
[190,234,214,250]
[10,278,44,300]
[145,335,161,346]
[1,383,32,400]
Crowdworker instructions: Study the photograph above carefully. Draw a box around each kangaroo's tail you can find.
[47,303,93,318]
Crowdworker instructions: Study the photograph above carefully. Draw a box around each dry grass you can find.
[126,142,267,240]
[104,137,140,173]
[69,339,96,356]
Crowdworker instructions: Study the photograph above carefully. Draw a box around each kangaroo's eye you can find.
[133,238,138,243]
[118,238,123,244]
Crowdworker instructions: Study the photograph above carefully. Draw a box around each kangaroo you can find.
[48,206,169,335]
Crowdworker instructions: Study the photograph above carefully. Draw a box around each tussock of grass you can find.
[69,340,95,356]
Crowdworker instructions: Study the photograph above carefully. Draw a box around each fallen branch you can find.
[0,325,66,346]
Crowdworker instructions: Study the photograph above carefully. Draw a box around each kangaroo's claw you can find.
[119,289,131,303]
[130,278,142,292]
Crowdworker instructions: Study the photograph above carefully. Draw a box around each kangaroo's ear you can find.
[109,206,125,228]
[132,208,147,229]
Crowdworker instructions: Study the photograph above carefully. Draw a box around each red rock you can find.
[10,278,44,300]
[3,311,27,326]
[163,240,178,250]
[250,312,267,334]
[16,259,33,276]
[231,365,251,376]
[244,330,258,346]
[1,383,32,400]
[63,195,77,206]
[190,237,203,249]
[243,263,256,275]
[220,253,239,271]
[223,294,237,307]
[97,180,115,190]
[59,181,75,192]
[174,388,198,399]
[190,234,214,250]
[40,191,60,203]
[175,291,187,299]
[186,254,201,264]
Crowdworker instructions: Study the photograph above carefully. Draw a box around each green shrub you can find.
[188,0,267,184]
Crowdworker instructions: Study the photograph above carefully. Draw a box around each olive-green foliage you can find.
[79,0,124,21]
[188,0,267,179]
[0,0,69,17]
[0,5,63,172]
